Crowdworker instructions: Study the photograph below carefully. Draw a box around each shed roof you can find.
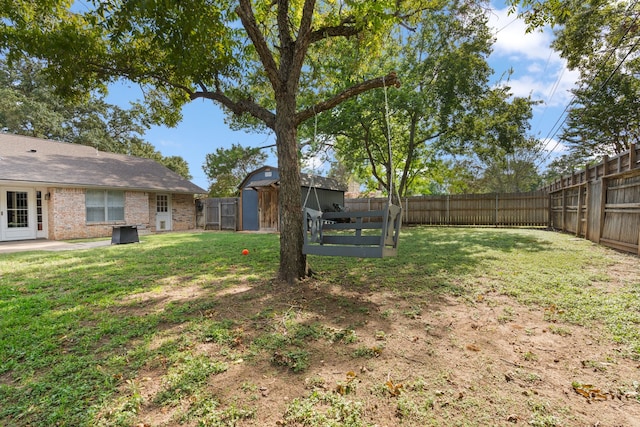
[241,166,346,192]
[0,134,206,194]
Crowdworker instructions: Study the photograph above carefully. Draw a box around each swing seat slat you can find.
[321,235,383,245]
[302,204,402,258]
[322,222,384,231]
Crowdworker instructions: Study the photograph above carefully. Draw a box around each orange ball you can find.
[242,249,249,255]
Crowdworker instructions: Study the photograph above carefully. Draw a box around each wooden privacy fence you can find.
[200,197,238,231]
[546,144,640,255]
[195,145,639,256]
[344,191,549,227]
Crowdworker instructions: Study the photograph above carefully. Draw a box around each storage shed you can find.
[239,166,346,231]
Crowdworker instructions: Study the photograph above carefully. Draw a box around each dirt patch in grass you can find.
[122,250,640,427]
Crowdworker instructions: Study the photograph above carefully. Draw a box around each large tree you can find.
[474,137,543,193]
[307,2,538,198]
[561,69,640,157]
[553,0,640,157]
[1,0,437,282]
[307,0,494,198]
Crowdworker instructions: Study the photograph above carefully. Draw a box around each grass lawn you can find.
[1,228,639,426]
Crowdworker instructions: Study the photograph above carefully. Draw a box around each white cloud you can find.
[488,7,554,61]
[303,153,325,172]
[526,62,544,74]
[486,3,581,142]
[541,137,568,153]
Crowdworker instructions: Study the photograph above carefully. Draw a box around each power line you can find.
[534,0,640,169]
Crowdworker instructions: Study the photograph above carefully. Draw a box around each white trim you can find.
[155,193,172,231]
[0,187,37,241]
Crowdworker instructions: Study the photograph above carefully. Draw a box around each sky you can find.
[106,1,579,191]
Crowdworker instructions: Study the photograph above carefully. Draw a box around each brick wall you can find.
[171,194,196,231]
[49,188,89,240]
[125,191,150,234]
[147,193,197,232]
[48,188,197,240]
[49,188,151,240]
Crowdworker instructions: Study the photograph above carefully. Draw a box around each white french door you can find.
[1,188,37,241]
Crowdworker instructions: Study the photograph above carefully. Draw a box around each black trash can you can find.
[111,225,139,244]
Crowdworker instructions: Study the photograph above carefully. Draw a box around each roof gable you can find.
[0,134,206,194]
[240,166,346,192]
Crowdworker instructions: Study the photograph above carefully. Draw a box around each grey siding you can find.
[301,187,344,212]
[242,189,260,231]
[240,166,346,231]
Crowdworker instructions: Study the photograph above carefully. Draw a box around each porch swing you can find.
[302,78,402,258]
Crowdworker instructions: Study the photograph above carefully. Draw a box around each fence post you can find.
[218,200,222,231]
[584,184,590,239]
[548,192,552,229]
[561,189,566,231]
[597,178,608,244]
[494,194,499,227]
[575,184,582,237]
[446,195,450,225]
[204,199,208,230]
[404,197,408,223]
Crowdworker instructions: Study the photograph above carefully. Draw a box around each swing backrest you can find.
[303,204,402,258]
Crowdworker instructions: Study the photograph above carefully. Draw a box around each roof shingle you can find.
[0,134,206,194]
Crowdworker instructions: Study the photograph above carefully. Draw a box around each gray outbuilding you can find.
[238,166,346,231]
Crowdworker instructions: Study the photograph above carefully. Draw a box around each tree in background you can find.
[0,58,65,138]
[305,1,538,197]
[0,57,192,179]
[541,153,589,184]
[454,84,542,193]
[203,144,267,197]
[554,0,640,158]
[312,0,495,198]
[155,155,192,181]
[561,67,640,158]
[474,137,543,193]
[509,0,640,160]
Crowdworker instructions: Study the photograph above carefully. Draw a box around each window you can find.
[157,194,168,213]
[86,190,124,222]
[7,191,28,228]
[36,191,43,231]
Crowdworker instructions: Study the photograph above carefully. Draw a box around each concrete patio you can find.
[0,239,113,254]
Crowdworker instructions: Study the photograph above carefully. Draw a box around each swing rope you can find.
[302,76,403,258]
[302,106,322,212]
[382,76,401,207]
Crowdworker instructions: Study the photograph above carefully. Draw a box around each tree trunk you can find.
[274,96,307,283]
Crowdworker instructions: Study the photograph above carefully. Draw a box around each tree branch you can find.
[236,0,279,88]
[290,0,316,87]
[363,127,387,191]
[191,90,276,129]
[296,71,401,125]
[84,61,197,98]
[308,17,360,43]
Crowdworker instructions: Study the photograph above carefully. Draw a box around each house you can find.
[238,166,346,231]
[0,134,206,241]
